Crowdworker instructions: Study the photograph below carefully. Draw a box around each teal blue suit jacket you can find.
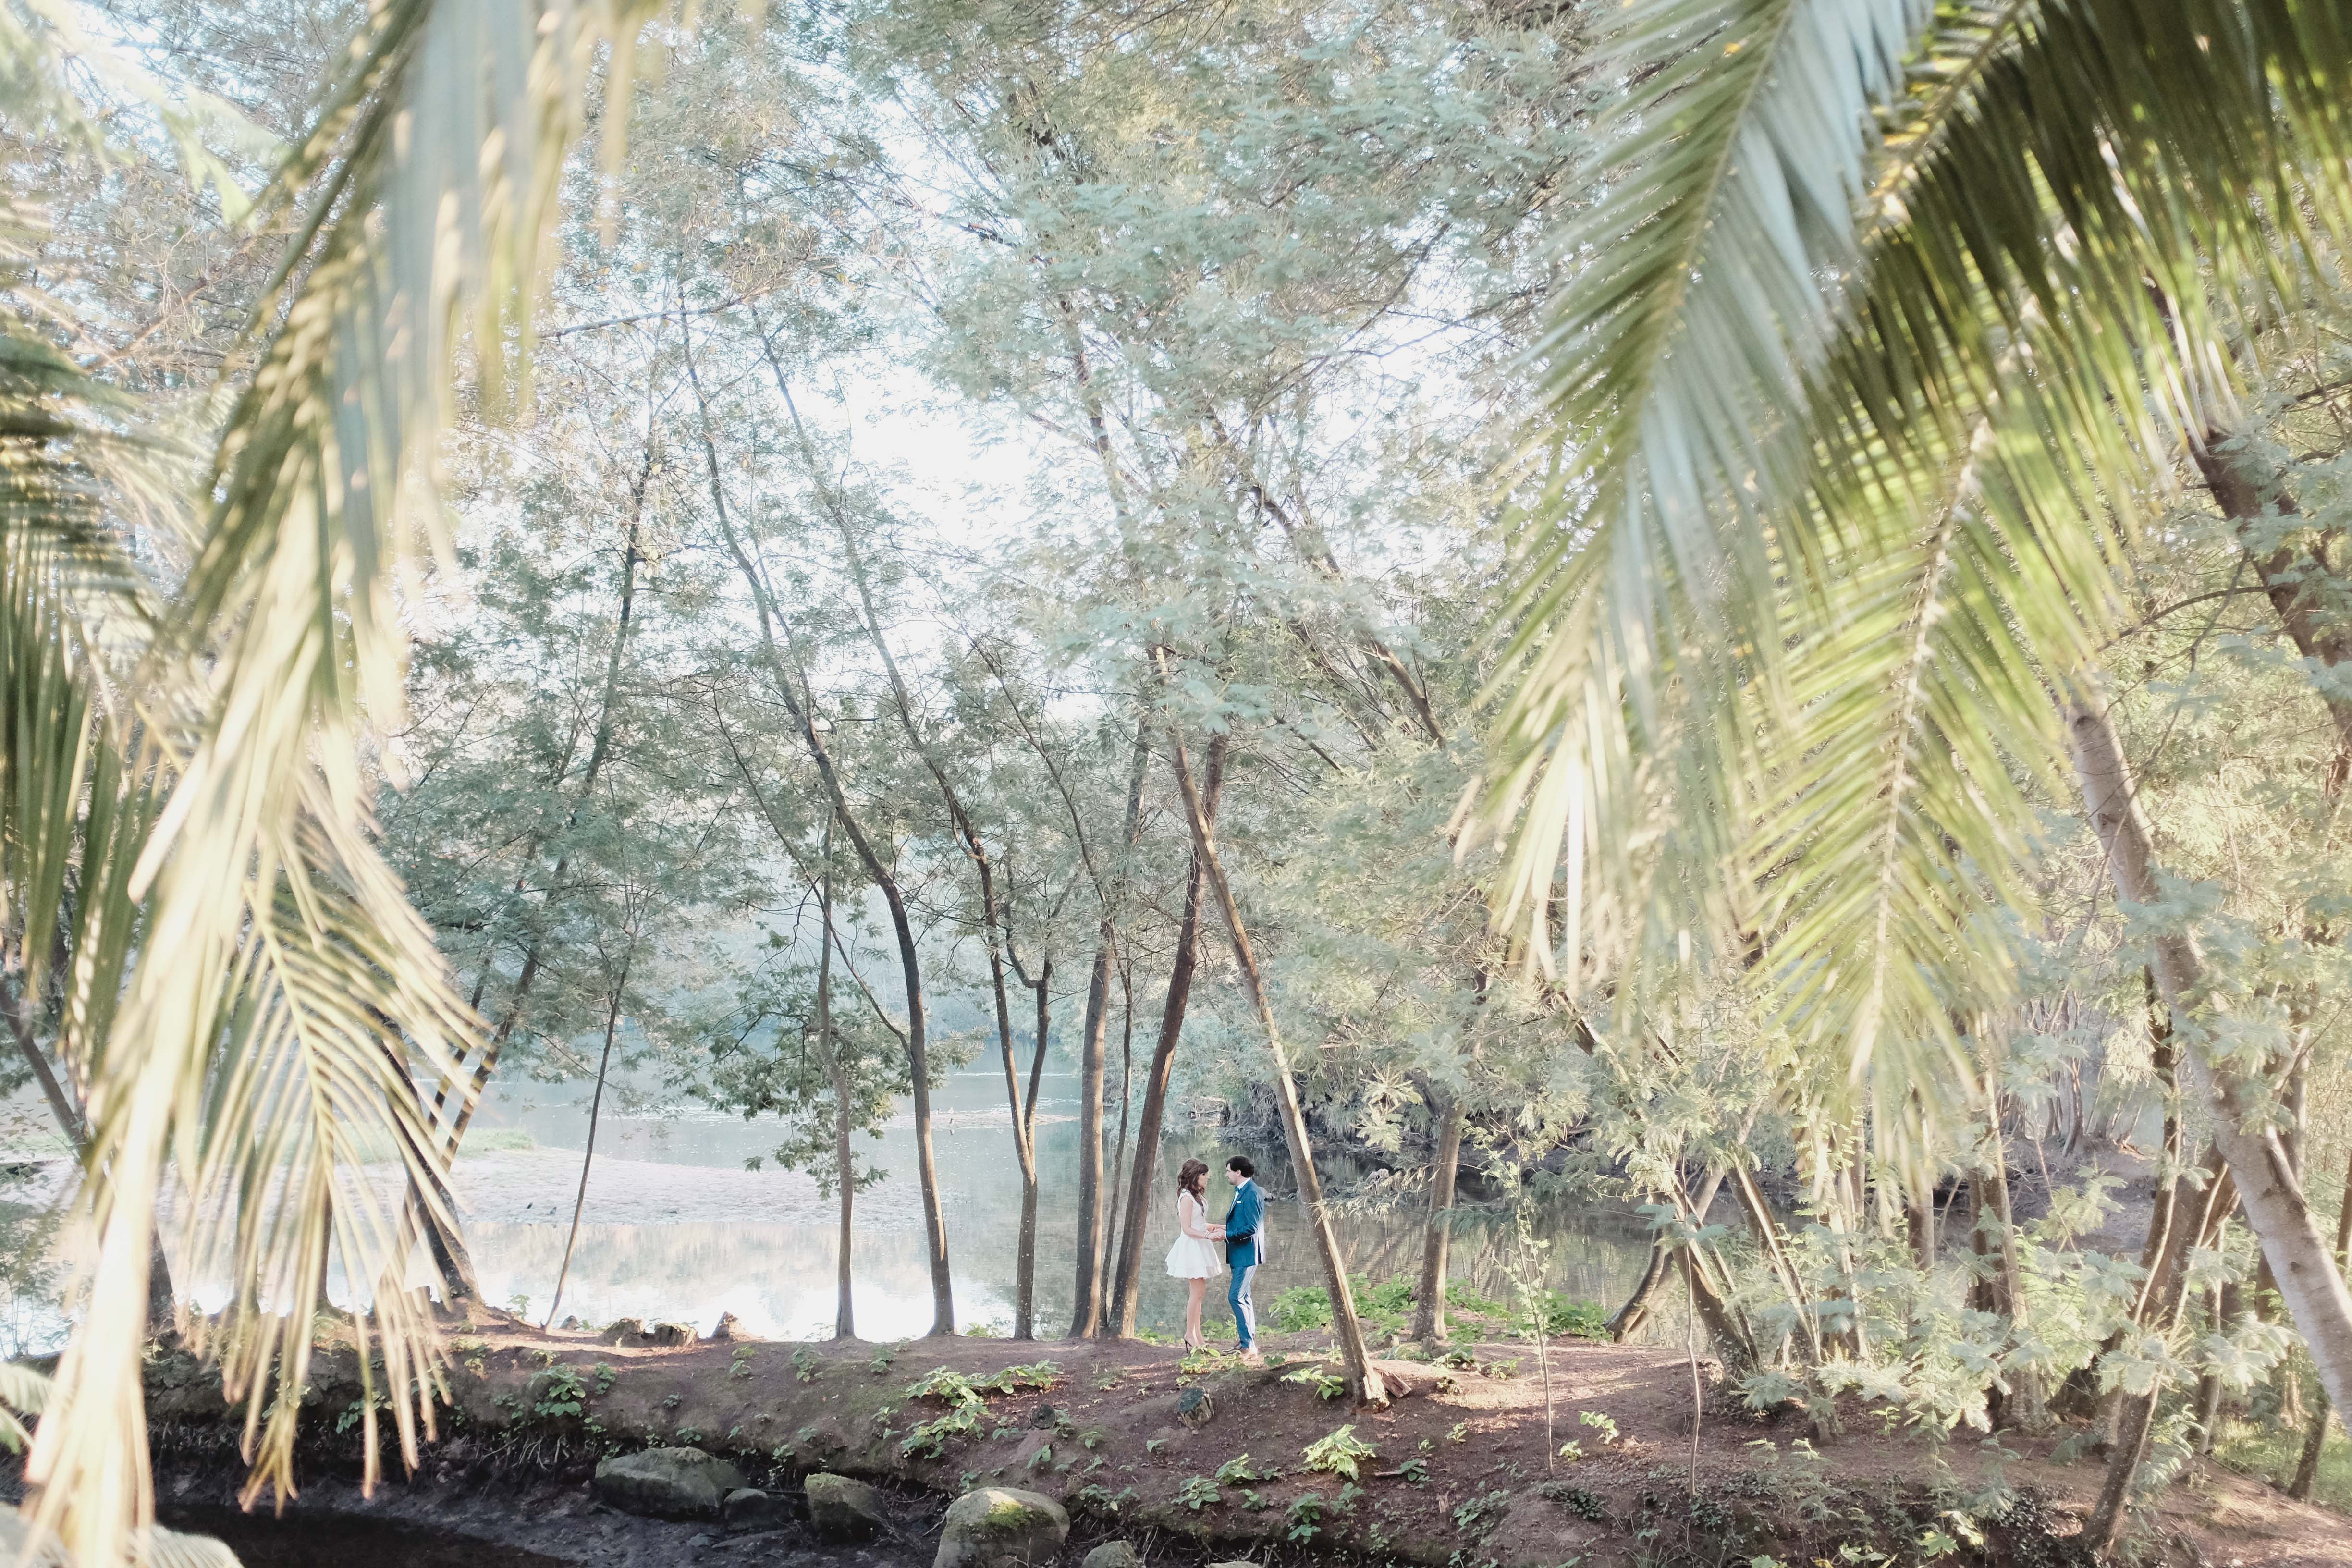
[1224,1180,1263,1269]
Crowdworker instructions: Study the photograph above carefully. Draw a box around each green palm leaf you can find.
[5,3,671,1560]
[1478,0,2352,1111]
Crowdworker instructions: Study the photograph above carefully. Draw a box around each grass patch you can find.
[2212,1411,2351,1510]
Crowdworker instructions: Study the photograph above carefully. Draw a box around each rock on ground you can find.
[1081,1542,1142,1568]
[806,1472,888,1539]
[591,1446,747,1519]
[933,1487,1069,1568]
[1176,1386,1212,1427]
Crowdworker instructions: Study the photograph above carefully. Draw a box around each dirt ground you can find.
[128,1309,2351,1568]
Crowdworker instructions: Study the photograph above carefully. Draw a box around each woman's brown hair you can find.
[1176,1158,1209,1198]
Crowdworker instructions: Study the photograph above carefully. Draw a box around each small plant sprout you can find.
[1215,1453,1277,1483]
[1175,1476,1221,1512]
[1283,1364,1348,1400]
[1301,1424,1377,1481]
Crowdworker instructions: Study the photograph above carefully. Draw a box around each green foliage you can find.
[792,1348,821,1384]
[1174,1476,1222,1512]
[1286,1491,1327,1543]
[1535,1482,1605,1522]
[1301,1424,1377,1481]
[1282,1365,1348,1400]
[903,1401,981,1458]
[1541,1295,1610,1341]
[980,1361,1062,1393]
[532,1366,588,1421]
[1215,1453,1278,1484]
[1272,1274,1421,1335]
[904,1367,983,1407]
[1070,1483,1137,1518]
[1452,1489,1514,1539]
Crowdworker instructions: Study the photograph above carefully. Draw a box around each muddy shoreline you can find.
[92,1311,2350,1568]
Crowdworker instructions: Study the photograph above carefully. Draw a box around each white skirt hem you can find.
[1164,1235,1224,1281]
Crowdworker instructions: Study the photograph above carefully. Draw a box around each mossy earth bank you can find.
[111,1311,2352,1568]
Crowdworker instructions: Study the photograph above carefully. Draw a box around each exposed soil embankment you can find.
[134,1315,2349,1568]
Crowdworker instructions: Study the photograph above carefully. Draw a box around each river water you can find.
[459,1067,1655,1342]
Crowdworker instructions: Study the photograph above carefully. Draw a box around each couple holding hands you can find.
[1162,1154,1266,1360]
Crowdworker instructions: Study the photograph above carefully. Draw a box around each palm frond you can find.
[1472,0,1938,990]
[1478,0,2352,1117]
[10,3,670,1560]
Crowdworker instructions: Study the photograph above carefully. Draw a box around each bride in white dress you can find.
[1163,1158,1225,1351]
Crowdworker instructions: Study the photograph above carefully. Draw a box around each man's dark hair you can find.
[1226,1155,1255,1179]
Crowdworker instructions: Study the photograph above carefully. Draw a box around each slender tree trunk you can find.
[1073,720,1151,1338]
[2288,1142,2352,1498]
[1102,965,1134,1311]
[1608,1169,1728,1342]
[1023,968,1051,1332]
[2064,687,2352,1422]
[816,822,855,1340]
[986,918,1040,1339]
[5,965,177,1327]
[544,981,626,1331]
[1165,713,1384,1403]
[416,446,652,1303]
[2086,1150,2236,1550]
[1107,735,1226,1336]
[2193,1274,2238,1454]
[1974,1103,2048,1430]
[2068,971,2185,1429]
[685,341,955,1335]
[1681,1239,1756,1374]
[1609,1237,1673,1342]
[1411,1092,1467,1343]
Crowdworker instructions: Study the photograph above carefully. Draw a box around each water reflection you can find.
[467,1069,1654,1340]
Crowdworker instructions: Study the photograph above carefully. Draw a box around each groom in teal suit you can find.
[1223,1155,1265,1360]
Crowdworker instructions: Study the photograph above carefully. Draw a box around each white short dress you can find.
[1164,1191,1224,1280]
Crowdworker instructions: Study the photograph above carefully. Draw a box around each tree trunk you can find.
[2192,1275,2237,1454]
[1165,714,1384,1403]
[1072,719,1151,1339]
[2085,1149,2235,1550]
[1411,1092,1467,1343]
[544,979,626,1331]
[1609,1168,1728,1342]
[5,965,178,1328]
[687,348,955,1336]
[2063,686,2352,1421]
[816,823,855,1340]
[1022,967,1051,1334]
[1608,1236,1673,1342]
[2287,1141,2352,1499]
[1107,735,1226,1336]
[1682,1240,1756,1375]
[1975,1115,2048,1431]
[416,444,651,1303]
[2063,970,2185,1428]
[1102,965,1135,1312]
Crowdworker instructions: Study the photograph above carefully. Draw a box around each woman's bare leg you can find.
[1186,1279,1206,1348]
